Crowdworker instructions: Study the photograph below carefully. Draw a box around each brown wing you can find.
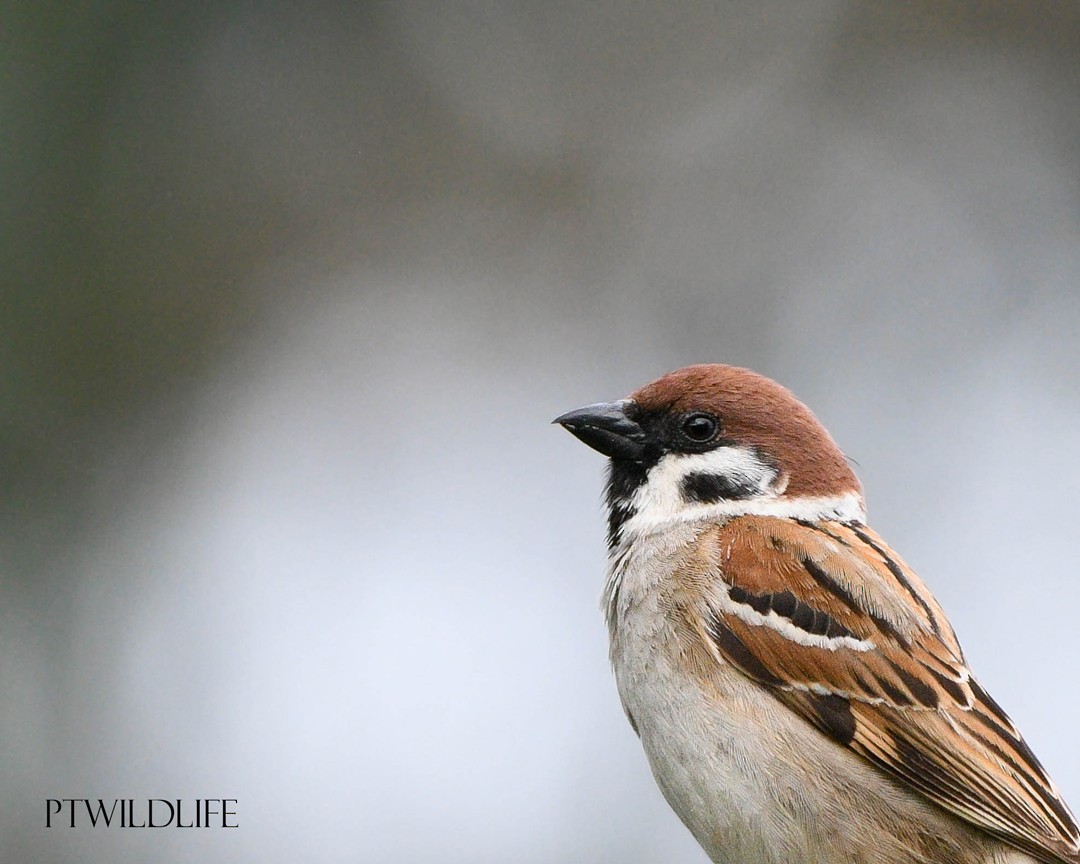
[690,515,1080,864]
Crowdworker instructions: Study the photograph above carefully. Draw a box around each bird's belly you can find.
[611,633,1003,864]
[613,638,808,864]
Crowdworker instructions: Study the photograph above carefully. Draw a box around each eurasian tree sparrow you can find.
[556,364,1078,864]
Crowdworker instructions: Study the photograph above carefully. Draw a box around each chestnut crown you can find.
[629,364,860,499]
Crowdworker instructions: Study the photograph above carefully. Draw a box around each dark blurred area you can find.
[4,3,1079,862]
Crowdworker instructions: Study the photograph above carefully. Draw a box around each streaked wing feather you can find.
[694,516,1080,864]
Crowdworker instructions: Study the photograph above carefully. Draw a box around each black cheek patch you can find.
[681,471,758,503]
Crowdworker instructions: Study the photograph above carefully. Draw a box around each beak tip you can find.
[552,400,646,460]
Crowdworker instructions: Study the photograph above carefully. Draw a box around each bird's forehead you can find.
[631,364,798,427]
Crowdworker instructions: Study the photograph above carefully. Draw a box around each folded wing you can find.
[691,516,1079,864]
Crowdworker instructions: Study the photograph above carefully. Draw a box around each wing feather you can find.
[693,516,1080,864]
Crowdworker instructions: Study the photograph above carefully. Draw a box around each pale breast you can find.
[608,524,795,862]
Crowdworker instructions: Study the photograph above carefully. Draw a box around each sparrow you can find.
[555,364,1079,864]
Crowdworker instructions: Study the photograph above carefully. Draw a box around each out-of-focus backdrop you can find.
[4,2,1080,862]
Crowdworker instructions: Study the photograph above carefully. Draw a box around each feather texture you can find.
[690,516,1080,864]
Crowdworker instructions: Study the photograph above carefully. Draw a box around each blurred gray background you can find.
[4,2,1080,862]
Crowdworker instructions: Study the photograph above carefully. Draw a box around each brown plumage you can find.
[694,516,1079,864]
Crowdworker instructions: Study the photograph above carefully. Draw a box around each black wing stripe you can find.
[873,674,914,707]
[794,519,852,547]
[965,706,1053,786]
[727,584,857,640]
[921,664,970,706]
[968,676,1020,734]
[793,691,857,745]
[704,614,785,688]
[848,525,941,636]
[800,555,909,645]
[884,657,939,708]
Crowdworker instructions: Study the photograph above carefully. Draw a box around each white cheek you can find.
[628,447,776,525]
[616,447,867,541]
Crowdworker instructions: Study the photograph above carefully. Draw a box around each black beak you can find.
[553,399,647,461]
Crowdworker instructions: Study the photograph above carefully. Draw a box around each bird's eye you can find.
[681,413,718,442]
